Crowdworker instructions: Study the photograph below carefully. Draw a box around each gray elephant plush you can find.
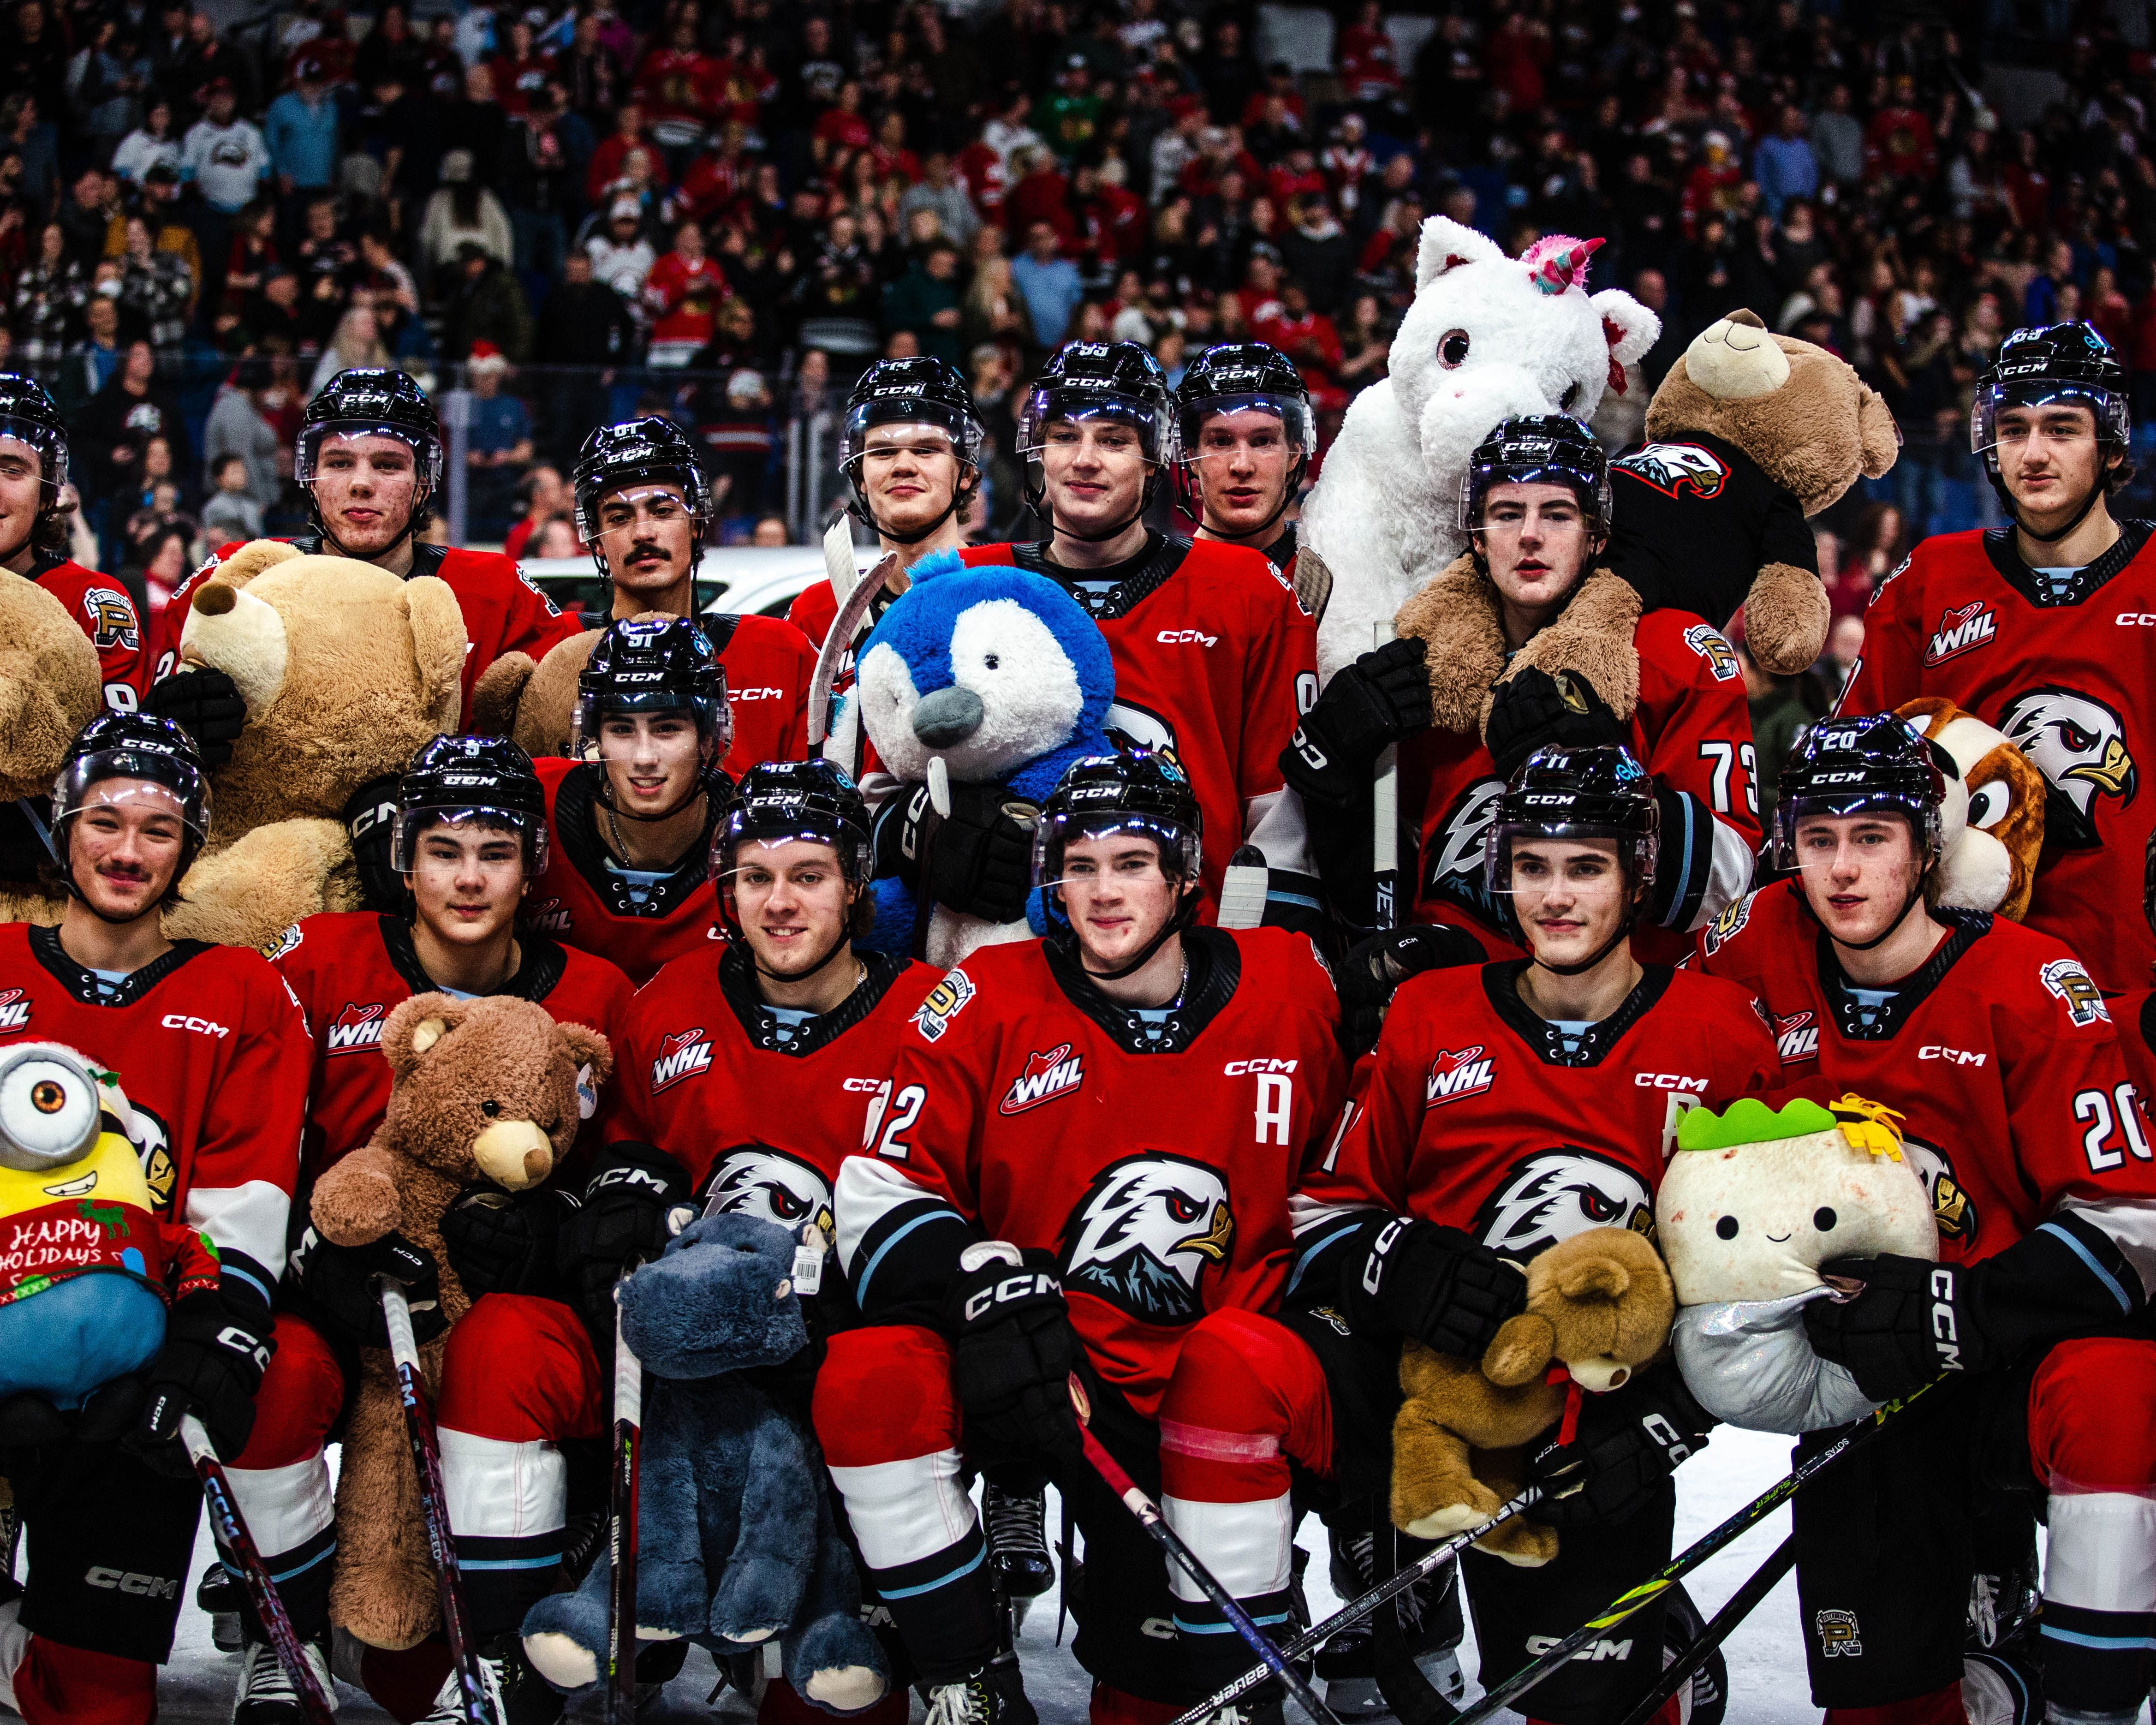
[520,1212,888,1714]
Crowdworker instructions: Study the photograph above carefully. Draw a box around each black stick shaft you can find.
[605,1279,643,1725]
[1613,1538,1796,1725]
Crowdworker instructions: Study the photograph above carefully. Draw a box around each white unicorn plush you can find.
[1301,219,1660,679]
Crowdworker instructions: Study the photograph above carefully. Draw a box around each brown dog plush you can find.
[0,575,102,925]
[1896,697,2047,922]
[1390,1228,1674,1567]
[310,992,610,1650]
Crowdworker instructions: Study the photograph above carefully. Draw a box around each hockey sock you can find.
[225,1452,337,1642]
[4,1630,157,1725]
[1089,1681,1185,1725]
[438,1427,571,1638]
[827,1448,1000,1684]
[1823,1683,1966,1725]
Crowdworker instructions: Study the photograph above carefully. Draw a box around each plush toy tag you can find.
[575,1063,597,1121]
[792,1221,828,1296]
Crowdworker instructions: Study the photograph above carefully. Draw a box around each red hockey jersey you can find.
[1691,880,2156,1265]
[268,910,635,1185]
[1835,524,2156,991]
[835,927,1345,1417]
[33,557,148,712]
[152,536,584,722]
[703,611,816,775]
[2117,988,2156,1113]
[1401,609,1762,967]
[0,922,309,1307]
[598,945,941,1226]
[523,757,731,988]
[1299,963,1776,1271]
[961,536,1319,920]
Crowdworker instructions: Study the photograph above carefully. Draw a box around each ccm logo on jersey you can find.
[1001,1044,1085,1114]
[2039,958,2111,1028]
[730,687,787,700]
[1919,1045,1988,1067]
[0,989,29,1032]
[1634,1072,1707,1090]
[1924,601,1996,666]
[651,1027,715,1091]
[1155,629,1218,646]
[326,1002,387,1054]
[1224,1058,1298,1074]
[161,1014,230,1038]
[841,1077,883,1092]
[1773,1010,1819,1062]
[1426,1046,1494,1105]
[85,1568,178,1600]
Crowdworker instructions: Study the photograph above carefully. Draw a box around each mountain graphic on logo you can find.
[1069,1247,1203,1324]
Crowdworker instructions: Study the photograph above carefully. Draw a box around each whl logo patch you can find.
[325,1003,386,1055]
[651,1027,715,1092]
[0,989,29,1033]
[1425,1045,1494,1106]
[1001,1044,1084,1114]
[1924,601,1997,666]
[1774,1010,1819,1063]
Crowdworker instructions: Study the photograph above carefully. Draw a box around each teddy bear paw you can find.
[1475,1521,1559,1569]
[803,1665,887,1713]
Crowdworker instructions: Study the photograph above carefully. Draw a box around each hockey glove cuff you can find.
[1279,639,1432,808]
[290,1226,445,1350]
[944,1245,1086,1474]
[1340,1218,1527,1359]
[1529,1368,1713,1528]
[558,1141,695,1327]
[144,666,248,770]
[344,773,405,913]
[1336,925,1487,1060]
[880,779,1038,925]
[443,1182,578,1301]
[1483,668,1627,782]
[131,1289,277,1473]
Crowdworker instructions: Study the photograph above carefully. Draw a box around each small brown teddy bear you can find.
[1390,1228,1674,1567]
[469,621,605,758]
[310,991,611,1651]
[162,540,465,949]
[0,575,102,924]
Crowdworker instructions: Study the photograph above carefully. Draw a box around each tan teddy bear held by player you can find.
[0,575,101,925]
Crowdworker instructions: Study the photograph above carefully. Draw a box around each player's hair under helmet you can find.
[1173,342,1313,544]
[1774,712,1950,951]
[712,759,876,982]
[0,373,71,557]
[51,712,211,918]
[1459,414,1613,540]
[570,614,732,821]
[572,416,716,578]
[1971,323,2133,544]
[297,369,443,555]
[1033,749,1203,981]
[1017,342,1177,543]
[840,357,988,545]
[1484,744,1657,977]
[390,733,551,876]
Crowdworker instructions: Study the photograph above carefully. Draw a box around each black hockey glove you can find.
[1529,1369,1713,1528]
[442,1183,578,1301]
[1336,924,1487,1060]
[1340,1218,1527,1360]
[1279,639,1432,808]
[1483,668,1627,782]
[557,1141,695,1328]
[344,773,405,914]
[944,1246,1086,1474]
[881,779,1037,925]
[144,666,248,770]
[130,1289,276,1474]
[289,1225,446,1350]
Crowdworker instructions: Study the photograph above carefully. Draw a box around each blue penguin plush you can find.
[520,1212,887,1715]
[827,549,1114,965]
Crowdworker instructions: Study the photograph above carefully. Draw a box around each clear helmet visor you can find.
[51,755,209,842]
[0,416,67,498]
[1032,811,1203,895]
[390,805,549,876]
[1772,794,1937,875]
[1176,393,1313,466]
[1482,821,1657,894]
[297,420,444,498]
[840,405,986,474]
[574,479,706,550]
[568,692,732,775]
[1971,381,2130,455]
[713,824,872,925]
[1017,390,1174,466]
[1459,464,1613,535]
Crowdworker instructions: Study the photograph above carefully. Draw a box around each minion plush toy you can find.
[0,1041,221,1408]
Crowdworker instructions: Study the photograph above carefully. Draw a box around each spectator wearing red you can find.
[503,464,578,564]
[1267,145,1327,211]
[1865,75,1938,181]
[1680,130,1745,237]
[812,80,873,161]
[586,101,669,205]
[1483,8,1551,112]
[643,218,727,365]
[954,133,1010,227]
[631,12,723,159]
[489,16,555,119]
[675,123,752,225]
[1322,113,1374,216]
[1239,63,1305,136]
[1005,147,1076,246]
[1072,159,1144,272]
[1337,0,1400,103]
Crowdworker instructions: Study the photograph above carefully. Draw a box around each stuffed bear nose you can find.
[913,686,984,749]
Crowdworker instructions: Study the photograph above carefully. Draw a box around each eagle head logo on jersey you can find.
[1060,1153,1234,1326]
[123,1101,176,1212]
[1898,1134,1977,1245]
[1471,1148,1654,1262]
[1103,698,1180,764]
[1612,441,1730,501]
[1683,624,1740,682]
[701,1145,834,1239]
[1423,778,1509,930]
[1998,686,2137,849]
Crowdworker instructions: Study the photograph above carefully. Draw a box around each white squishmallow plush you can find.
[1656,1094,1938,1432]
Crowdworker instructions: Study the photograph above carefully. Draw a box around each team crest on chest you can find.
[1998,686,2137,849]
[1923,601,1997,667]
[124,1102,175,1212]
[1001,1043,1085,1115]
[1423,778,1507,925]
[2038,958,2110,1027]
[1060,1152,1234,1325]
[1701,894,1753,956]
[0,990,30,1033]
[651,1027,715,1091]
[701,1145,834,1237]
[1613,441,1729,500]
[1424,1045,1494,1106]
[82,589,139,651]
[325,1003,387,1055]
[1471,1147,1654,1261]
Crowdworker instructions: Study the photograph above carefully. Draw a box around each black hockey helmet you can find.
[1971,324,2132,543]
[714,759,875,886]
[298,368,443,503]
[51,713,213,902]
[1484,744,1658,893]
[1018,342,1176,542]
[572,416,715,575]
[1459,414,1612,537]
[570,614,733,774]
[1771,712,1948,874]
[1175,342,1312,457]
[0,372,71,518]
[391,733,550,876]
[1034,748,1203,978]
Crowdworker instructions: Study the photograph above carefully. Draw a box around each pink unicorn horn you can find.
[1528,235,1605,296]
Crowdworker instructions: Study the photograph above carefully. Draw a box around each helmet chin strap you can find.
[1526,886,1639,980]
[313,493,422,564]
[1069,881,1200,983]
[752,928,854,987]
[1033,466,1161,545]
[852,473,978,546]
[1990,451,2115,545]
[1195,456,1306,549]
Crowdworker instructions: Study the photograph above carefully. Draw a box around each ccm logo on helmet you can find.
[161,1014,231,1038]
[1156,630,1219,646]
[1919,1045,1988,1067]
[1634,1072,1706,1091]
[1224,1058,1298,1074]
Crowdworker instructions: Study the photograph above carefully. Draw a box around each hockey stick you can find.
[806,548,900,747]
[1067,1377,1341,1725]
[379,1279,497,1725]
[604,1268,644,1725]
[1450,1379,1942,1725]
[1371,621,1399,931]
[180,1414,338,1725]
[1613,1537,1794,1725]
[1167,1491,1542,1725]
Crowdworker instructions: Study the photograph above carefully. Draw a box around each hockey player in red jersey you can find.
[524,613,737,986]
[1836,324,2156,992]
[814,750,1345,1725]
[232,735,627,1725]
[1692,714,2156,1725]
[2117,836,2156,1103]
[1174,343,1313,587]
[0,714,308,1725]
[0,375,148,713]
[1280,417,1761,961]
[572,416,814,776]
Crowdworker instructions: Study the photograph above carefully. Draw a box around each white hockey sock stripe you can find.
[2044,1490,2156,1615]
[827,1449,975,1572]
[1159,1492,1292,1605]
[439,1429,568,1547]
[225,1453,335,1577]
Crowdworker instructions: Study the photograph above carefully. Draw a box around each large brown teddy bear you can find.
[161,540,464,949]
[1390,1228,1674,1568]
[469,622,604,757]
[309,991,611,1650]
[0,575,101,925]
